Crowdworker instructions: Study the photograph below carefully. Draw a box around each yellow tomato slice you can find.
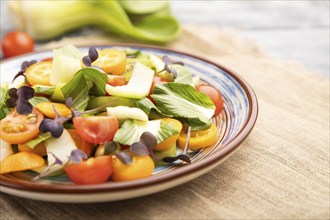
[35,102,71,118]
[155,118,182,151]
[178,123,218,149]
[112,153,154,182]
[18,143,47,157]
[25,61,52,86]
[0,152,45,174]
[92,49,126,75]
[0,108,44,144]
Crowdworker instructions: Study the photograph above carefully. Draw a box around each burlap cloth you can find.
[1,24,329,220]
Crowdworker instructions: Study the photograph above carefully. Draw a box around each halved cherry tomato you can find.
[72,116,119,144]
[67,129,92,156]
[92,49,126,75]
[64,156,113,185]
[41,57,53,62]
[2,31,34,58]
[107,75,127,86]
[0,108,44,144]
[112,153,154,182]
[196,84,224,116]
[25,61,52,86]
[150,76,167,94]
[178,123,218,149]
[155,118,182,151]
[148,76,167,103]
[35,102,71,118]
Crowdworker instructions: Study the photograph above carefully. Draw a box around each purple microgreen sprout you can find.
[129,132,161,161]
[162,55,184,66]
[130,142,150,156]
[68,149,87,164]
[31,149,87,182]
[155,55,184,79]
[65,97,73,108]
[183,126,191,154]
[82,47,98,67]
[104,142,118,155]
[82,56,92,67]
[16,99,33,115]
[12,60,37,82]
[115,151,133,165]
[31,152,63,181]
[39,118,64,138]
[40,97,119,139]
[39,104,71,138]
[162,154,191,164]
[88,47,98,62]
[162,126,192,164]
[6,86,35,114]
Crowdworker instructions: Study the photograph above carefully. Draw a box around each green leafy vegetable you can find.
[61,68,107,111]
[87,96,136,110]
[33,85,56,96]
[0,85,9,120]
[151,83,215,129]
[29,97,50,107]
[172,65,193,85]
[24,132,52,149]
[114,119,178,145]
[135,98,168,118]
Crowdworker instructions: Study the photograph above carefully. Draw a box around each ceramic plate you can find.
[0,45,258,203]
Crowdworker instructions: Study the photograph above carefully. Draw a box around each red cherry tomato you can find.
[73,116,119,144]
[41,57,53,62]
[2,31,34,58]
[148,76,167,103]
[64,156,113,185]
[196,84,224,116]
[107,75,127,87]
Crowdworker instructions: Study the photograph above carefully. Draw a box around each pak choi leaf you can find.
[113,119,178,145]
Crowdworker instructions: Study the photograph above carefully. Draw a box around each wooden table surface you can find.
[0,1,329,219]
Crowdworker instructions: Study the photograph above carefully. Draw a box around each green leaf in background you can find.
[113,119,178,145]
[118,0,169,14]
[152,83,215,130]
[61,68,107,111]
[8,0,180,43]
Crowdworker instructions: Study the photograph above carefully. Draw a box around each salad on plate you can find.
[0,45,224,185]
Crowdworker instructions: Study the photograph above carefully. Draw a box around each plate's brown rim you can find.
[0,44,258,194]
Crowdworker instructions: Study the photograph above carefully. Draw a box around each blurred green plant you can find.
[8,0,180,43]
